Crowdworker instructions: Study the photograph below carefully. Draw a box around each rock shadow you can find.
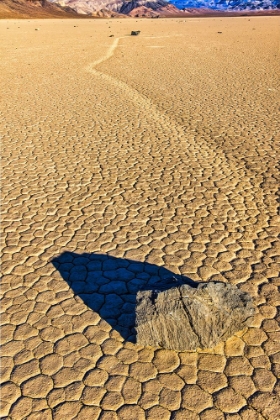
[52,252,197,342]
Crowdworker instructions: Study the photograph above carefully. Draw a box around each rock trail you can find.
[1,18,279,419]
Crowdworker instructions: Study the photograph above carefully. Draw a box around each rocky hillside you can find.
[49,0,280,14]
[0,0,80,18]
[0,0,185,17]
[1,0,278,17]
[50,0,184,15]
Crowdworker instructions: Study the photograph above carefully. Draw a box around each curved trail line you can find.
[85,36,266,231]
[85,36,211,159]
[85,36,182,131]
[87,36,123,68]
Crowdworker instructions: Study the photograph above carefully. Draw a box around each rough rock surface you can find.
[136,282,255,351]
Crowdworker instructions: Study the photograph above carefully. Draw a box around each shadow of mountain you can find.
[52,252,197,342]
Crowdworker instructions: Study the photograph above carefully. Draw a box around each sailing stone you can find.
[136,282,255,351]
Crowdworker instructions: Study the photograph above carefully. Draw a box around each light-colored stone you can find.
[136,283,255,351]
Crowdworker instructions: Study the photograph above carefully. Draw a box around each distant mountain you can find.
[0,0,79,18]
[50,0,280,14]
[2,0,278,18]
[171,0,280,10]
[49,0,185,15]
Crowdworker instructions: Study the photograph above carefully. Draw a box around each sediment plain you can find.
[1,17,280,419]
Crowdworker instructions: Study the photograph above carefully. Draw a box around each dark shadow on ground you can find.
[52,252,197,342]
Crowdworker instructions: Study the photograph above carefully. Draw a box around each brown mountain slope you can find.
[3,0,277,19]
[0,0,79,18]
[0,0,184,17]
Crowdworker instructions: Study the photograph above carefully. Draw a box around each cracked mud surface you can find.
[1,17,280,419]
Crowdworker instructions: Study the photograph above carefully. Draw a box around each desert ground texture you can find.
[1,16,280,419]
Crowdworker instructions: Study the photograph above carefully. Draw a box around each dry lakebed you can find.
[1,16,280,419]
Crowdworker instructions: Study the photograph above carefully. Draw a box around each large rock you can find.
[136,282,255,351]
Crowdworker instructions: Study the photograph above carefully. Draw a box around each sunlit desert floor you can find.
[1,16,280,419]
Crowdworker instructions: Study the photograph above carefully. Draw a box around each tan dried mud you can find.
[1,17,280,419]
